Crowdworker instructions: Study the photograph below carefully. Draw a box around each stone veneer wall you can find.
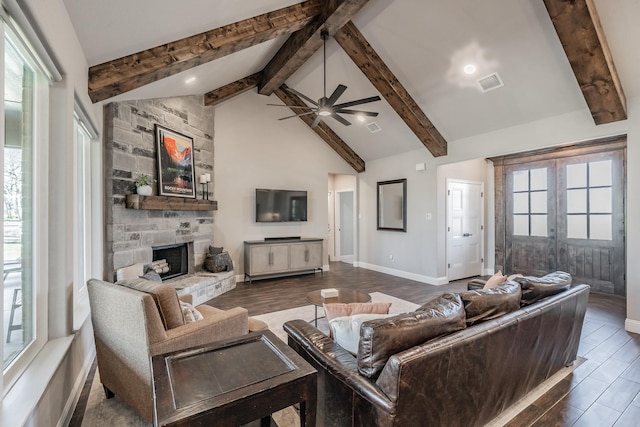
[103,96,215,281]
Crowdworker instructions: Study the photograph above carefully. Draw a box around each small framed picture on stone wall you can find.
[155,124,196,198]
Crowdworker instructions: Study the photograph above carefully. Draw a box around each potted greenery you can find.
[135,174,153,196]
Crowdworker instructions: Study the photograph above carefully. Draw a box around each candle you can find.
[204,173,211,182]
[200,174,207,184]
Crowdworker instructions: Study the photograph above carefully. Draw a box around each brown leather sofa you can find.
[284,281,589,427]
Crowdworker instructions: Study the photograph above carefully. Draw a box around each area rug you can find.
[252,291,420,342]
[79,292,582,426]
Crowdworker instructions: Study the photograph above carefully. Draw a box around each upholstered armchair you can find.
[87,278,266,422]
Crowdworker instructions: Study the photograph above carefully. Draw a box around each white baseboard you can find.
[625,318,640,335]
[354,262,448,285]
[322,264,330,272]
[58,344,97,427]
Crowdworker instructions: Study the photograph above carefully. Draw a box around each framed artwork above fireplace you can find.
[155,124,196,198]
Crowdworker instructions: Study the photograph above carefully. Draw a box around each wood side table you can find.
[306,288,371,326]
[152,329,317,427]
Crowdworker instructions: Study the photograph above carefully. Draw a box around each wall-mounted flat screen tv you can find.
[256,189,308,222]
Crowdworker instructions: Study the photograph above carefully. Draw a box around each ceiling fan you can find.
[268,30,381,128]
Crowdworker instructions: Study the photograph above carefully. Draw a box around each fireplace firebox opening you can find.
[152,243,189,280]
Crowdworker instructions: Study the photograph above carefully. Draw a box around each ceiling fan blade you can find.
[327,84,347,105]
[334,95,381,110]
[331,114,352,126]
[279,111,318,120]
[311,115,323,128]
[336,109,379,117]
[267,103,315,109]
[285,87,319,106]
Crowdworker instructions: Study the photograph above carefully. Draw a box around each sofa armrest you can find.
[149,307,249,356]
[284,319,394,411]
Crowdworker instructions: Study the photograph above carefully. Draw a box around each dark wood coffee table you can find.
[151,329,317,427]
[306,288,371,326]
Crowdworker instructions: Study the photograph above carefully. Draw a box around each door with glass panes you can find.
[504,150,625,295]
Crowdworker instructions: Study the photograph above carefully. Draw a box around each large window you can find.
[2,23,49,392]
[566,160,613,240]
[73,108,97,330]
[512,167,548,237]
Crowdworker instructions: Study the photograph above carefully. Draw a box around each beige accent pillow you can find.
[116,278,185,329]
[323,302,392,338]
[483,270,507,289]
[116,263,145,281]
[323,302,392,322]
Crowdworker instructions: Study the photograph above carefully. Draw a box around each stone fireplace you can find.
[103,96,216,282]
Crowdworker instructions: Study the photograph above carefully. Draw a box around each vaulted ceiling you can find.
[64,0,638,170]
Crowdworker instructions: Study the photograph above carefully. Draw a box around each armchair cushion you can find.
[116,278,185,329]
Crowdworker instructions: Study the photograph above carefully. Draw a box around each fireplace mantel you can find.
[126,194,218,211]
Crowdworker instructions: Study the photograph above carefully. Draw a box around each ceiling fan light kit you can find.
[270,29,381,128]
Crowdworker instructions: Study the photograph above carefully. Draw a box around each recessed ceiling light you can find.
[185,76,196,84]
[463,64,477,75]
[357,115,365,122]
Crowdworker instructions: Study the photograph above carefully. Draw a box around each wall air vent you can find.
[366,122,382,133]
[477,72,504,93]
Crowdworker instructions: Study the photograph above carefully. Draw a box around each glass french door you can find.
[504,150,625,295]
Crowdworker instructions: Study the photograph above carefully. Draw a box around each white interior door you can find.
[447,180,484,280]
[336,190,355,263]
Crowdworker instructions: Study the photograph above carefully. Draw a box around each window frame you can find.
[1,20,50,397]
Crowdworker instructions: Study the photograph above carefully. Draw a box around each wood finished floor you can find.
[71,262,639,427]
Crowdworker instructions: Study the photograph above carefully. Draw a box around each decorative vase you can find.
[136,185,152,196]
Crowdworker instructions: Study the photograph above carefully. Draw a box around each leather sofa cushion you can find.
[116,278,185,329]
[459,281,521,326]
[357,293,466,379]
[515,271,572,305]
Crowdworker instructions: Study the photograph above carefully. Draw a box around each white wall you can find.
[357,149,443,283]
[625,96,640,334]
[213,91,355,277]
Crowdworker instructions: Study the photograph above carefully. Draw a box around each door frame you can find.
[446,178,485,281]
[490,135,627,295]
[335,189,356,263]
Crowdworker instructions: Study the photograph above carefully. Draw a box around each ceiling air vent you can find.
[477,72,504,93]
[366,122,382,133]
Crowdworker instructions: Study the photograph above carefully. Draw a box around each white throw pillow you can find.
[180,301,204,323]
[329,313,396,354]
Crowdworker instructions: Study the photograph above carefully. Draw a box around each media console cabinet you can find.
[243,238,323,283]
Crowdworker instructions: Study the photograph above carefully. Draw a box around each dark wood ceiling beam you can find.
[274,85,365,172]
[88,1,322,103]
[204,73,262,106]
[258,0,370,96]
[543,0,626,124]
[334,21,447,157]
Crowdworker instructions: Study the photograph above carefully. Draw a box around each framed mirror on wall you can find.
[377,179,407,231]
